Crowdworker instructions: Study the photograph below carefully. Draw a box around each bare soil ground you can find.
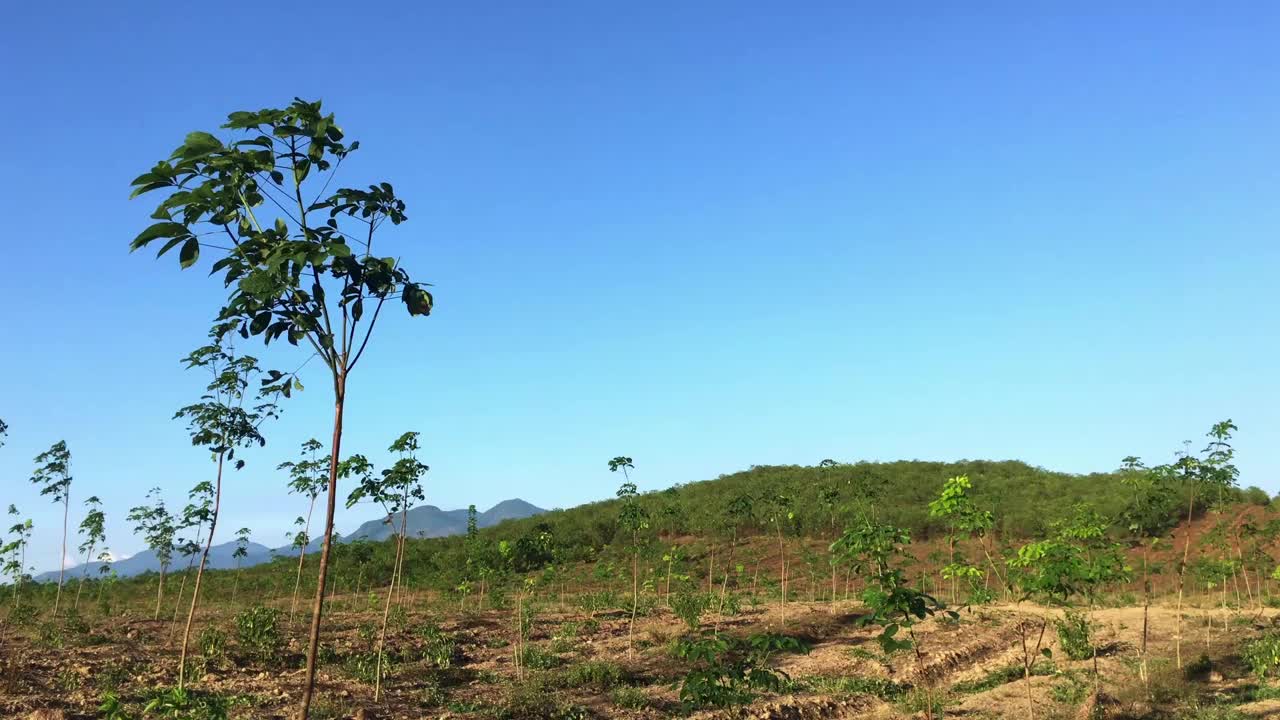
[3,593,1279,720]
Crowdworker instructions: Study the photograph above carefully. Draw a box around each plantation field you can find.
[6,547,1280,720]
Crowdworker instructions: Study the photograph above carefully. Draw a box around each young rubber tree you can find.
[927,475,992,605]
[611,456,649,657]
[30,440,73,615]
[1161,420,1240,669]
[128,488,176,620]
[280,438,326,623]
[3,505,33,608]
[74,496,106,611]
[173,338,283,690]
[464,505,493,608]
[1006,504,1129,718]
[170,482,214,645]
[1119,454,1176,684]
[130,98,433,718]
[95,550,115,609]
[385,432,426,608]
[719,493,754,616]
[342,440,427,703]
[765,493,795,625]
[834,518,952,720]
[231,527,251,604]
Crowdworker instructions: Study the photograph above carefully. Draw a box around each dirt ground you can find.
[4,592,1280,720]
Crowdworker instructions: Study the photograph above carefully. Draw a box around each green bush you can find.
[1056,611,1093,661]
[673,632,809,707]
[671,591,711,631]
[1243,633,1280,679]
[143,687,229,720]
[562,660,624,689]
[99,691,133,720]
[36,621,65,648]
[520,645,561,670]
[611,686,649,709]
[234,605,283,661]
[198,626,227,662]
[417,622,458,669]
[345,650,394,684]
[804,675,905,699]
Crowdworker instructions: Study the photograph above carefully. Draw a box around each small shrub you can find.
[952,662,1052,694]
[1050,672,1089,704]
[7,603,37,626]
[521,645,562,670]
[56,667,84,691]
[388,604,409,630]
[36,621,65,648]
[420,679,450,707]
[1243,633,1280,679]
[99,691,134,720]
[97,662,134,692]
[611,686,649,709]
[345,650,394,685]
[144,687,229,720]
[198,626,227,662]
[417,622,458,669]
[1186,653,1214,680]
[1056,611,1093,661]
[63,610,90,637]
[674,632,809,708]
[501,680,590,719]
[317,643,340,665]
[234,605,283,661]
[671,591,710,632]
[563,660,624,689]
[804,675,905,699]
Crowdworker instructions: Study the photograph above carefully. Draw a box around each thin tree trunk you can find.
[1140,547,1150,686]
[154,566,167,621]
[54,494,69,616]
[298,375,346,720]
[291,496,317,625]
[629,545,638,657]
[179,452,224,690]
[1175,489,1196,669]
[395,504,409,608]
[170,569,189,643]
[74,541,94,612]
[373,562,398,702]
[776,525,787,625]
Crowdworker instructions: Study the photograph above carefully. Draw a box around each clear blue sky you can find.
[2,2,1276,574]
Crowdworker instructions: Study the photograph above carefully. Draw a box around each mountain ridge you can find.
[34,498,545,581]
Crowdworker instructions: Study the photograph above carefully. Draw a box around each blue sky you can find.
[2,2,1276,574]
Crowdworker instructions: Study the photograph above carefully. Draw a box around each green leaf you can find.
[250,312,272,334]
[179,238,200,269]
[404,286,433,317]
[131,222,187,251]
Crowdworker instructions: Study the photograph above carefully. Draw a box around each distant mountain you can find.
[35,499,544,581]
[35,541,277,582]
[347,498,547,542]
